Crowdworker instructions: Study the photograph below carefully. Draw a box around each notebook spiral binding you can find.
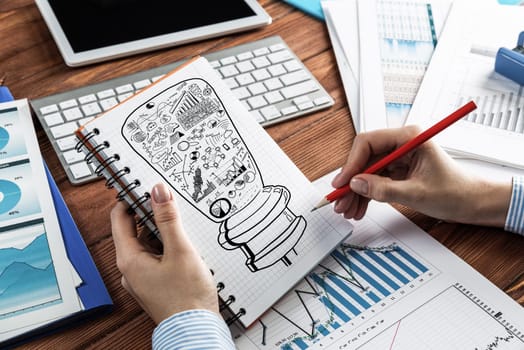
[75,131,246,326]
[75,132,156,235]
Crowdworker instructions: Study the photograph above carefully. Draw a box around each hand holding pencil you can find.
[316,101,501,224]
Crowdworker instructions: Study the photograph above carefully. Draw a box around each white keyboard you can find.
[31,36,334,185]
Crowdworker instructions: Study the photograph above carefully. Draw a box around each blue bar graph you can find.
[317,325,329,336]
[332,250,391,297]
[349,250,400,290]
[366,251,410,284]
[282,245,429,350]
[397,247,428,273]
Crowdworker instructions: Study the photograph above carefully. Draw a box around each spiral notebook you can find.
[75,57,352,327]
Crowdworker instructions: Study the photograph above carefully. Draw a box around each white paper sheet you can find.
[232,169,524,349]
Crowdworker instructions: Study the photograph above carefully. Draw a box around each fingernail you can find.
[152,183,172,203]
[332,172,342,186]
[350,178,368,195]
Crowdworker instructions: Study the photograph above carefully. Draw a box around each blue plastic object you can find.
[495,31,524,85]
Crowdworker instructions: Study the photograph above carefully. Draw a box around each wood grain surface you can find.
[1,0,522,348]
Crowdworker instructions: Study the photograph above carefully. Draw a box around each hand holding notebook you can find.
[75,57,353,327]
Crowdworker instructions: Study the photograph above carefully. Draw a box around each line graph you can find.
[357,285,524,349]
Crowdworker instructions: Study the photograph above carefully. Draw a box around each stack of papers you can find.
[322,0,524,178]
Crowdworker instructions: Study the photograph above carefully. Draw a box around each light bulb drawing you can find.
[122,78,307,272]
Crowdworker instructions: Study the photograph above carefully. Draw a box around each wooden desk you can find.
[1,0,523,348]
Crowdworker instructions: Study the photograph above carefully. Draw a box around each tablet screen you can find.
[48,0,258,53]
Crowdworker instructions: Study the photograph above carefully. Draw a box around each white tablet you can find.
[35,0,272,67]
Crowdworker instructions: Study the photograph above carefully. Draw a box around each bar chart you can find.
[458,87,524,134]
[233,233,436,349]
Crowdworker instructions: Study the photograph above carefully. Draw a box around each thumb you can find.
[150,183,195,257]
[350,174,412,204]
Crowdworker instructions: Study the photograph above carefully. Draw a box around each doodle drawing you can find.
[122,78,307,272]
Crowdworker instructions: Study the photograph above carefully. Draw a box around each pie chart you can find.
[0,127,9,150]
[210,198,231,219]
[0,179,22,214]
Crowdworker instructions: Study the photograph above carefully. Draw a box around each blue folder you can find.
[0,90,112,348]
[282,0,325,20]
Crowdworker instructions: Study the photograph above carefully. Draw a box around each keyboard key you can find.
[78,94,97,104]
[269,43,286,52]
[236,73,255,86]
[236,60,255,73]
[314,96,332,105]
[70,162,93,179]
[97,89,115,99]
[219,65,240,78]
[281,105,299,115]
[118,92,134,102]
[220,56,237,65]
[237,51,254,61]
[59,99,78,109]
[268,64,286,77]
[81,102,102,116]
[280,80,318,99]
[63,149,86,164]
[280,70,310,85]
[56,135,78,151]
[252,56,271,69]
[40,104,58,115]
[284,60,302,72]
[297,101,314,110]
[44,112,63,126]
[63,107,84,121]
[50,121,78,138]
[247,95,267,109]
[293,96,310,104]
[260,105,281,120]
[247,82,267,95]
[116,84,134,94]
[252,68,271,81]
[263,78,283,91]
[133,79,151,90]
[253,47,270,56]
[100,97,119,111]
[267,50,293,64]
[264,91,284,104]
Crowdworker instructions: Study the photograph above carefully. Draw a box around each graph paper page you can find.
[76,57,352,327]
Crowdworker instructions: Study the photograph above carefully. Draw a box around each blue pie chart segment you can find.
[0,179,22,214]
[0,127,9,150]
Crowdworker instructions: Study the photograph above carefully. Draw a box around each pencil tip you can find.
[311,198,331,212]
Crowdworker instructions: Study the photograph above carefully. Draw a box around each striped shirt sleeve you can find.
[504,176,524,235]
[152,309,235,350]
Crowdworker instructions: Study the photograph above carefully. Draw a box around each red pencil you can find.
[312,100,477,211]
